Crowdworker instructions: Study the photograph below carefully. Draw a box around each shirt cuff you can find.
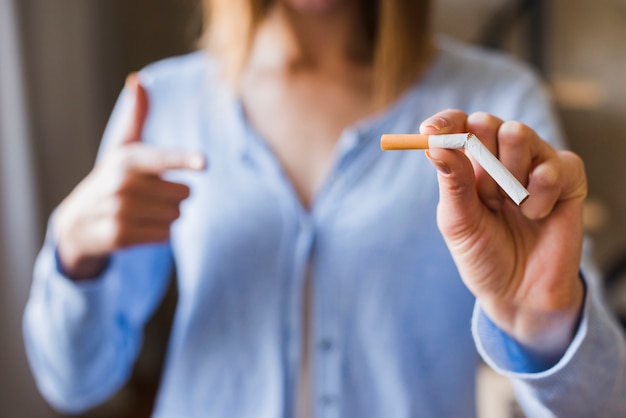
[30,213,120,324]
[472,295,589,377]
[472,277,626,416]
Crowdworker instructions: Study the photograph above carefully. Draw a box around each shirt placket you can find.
[308,128,368,418]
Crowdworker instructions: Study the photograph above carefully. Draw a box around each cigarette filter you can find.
[380,133,529,205]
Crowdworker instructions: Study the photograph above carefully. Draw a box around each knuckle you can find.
[533,163,560,189]
[559,150,588,196]
[169,206,182,220]
[438,108,467,123]
[441,107,462,115]
[499,121,531,146]
[103,147,137,176]
[560,149,585,168]
[162,152,182,167]
[469,111,503,126]
[117,175,141,194]
[117,147,136,171]
[167,182,190,200]
[118,144,147,172]
[498,121,536,148]
[153,153,170,170]
[158,206,180,222]
[178,184,191,199]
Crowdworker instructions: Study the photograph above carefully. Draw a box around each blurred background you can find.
[1,0,625,416]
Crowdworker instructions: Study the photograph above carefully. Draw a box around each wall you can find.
[0,1,46,415]
[5,0,198,416]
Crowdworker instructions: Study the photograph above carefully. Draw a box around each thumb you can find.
[121,72,149,145]
[425,148,484,238]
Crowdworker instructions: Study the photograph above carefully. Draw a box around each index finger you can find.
[420,108,468,134]
[420,109,508,208]
[120,144,207,174]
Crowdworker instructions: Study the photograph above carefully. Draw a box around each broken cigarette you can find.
[380,133,529,205]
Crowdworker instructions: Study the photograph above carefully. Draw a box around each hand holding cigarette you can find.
[394,109,588,364]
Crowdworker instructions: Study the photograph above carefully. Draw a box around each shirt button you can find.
[321,394,338,407]
[319,339,333,351]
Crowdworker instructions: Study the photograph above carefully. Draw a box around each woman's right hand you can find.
[53,74,206,280]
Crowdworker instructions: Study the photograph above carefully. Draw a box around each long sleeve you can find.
[22,84,174,414]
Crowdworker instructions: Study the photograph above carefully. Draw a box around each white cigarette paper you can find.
[380,133,530,205]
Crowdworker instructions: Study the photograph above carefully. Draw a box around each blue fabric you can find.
[23,37,626,417]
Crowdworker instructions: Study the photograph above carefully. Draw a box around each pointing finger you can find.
[119,144,207,175]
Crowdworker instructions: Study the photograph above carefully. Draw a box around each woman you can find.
[24,0,626,416]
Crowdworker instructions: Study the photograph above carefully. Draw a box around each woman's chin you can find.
[284,0,350,15]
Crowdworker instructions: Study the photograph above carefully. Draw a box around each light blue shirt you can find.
[24,38,626,417]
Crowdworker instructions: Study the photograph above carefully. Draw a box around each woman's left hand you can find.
[421,109,587,361]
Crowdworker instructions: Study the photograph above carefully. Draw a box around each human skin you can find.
[422,110,587,365]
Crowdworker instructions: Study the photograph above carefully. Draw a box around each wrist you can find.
[479,275,585,361]
[53,204,109,280]
[54,241,109,280]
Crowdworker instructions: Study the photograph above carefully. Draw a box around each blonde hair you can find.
[202,0,431,105]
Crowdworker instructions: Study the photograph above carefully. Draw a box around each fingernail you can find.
[425,150,450,175]
[421,117,447,131]
[188,154,207,170]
